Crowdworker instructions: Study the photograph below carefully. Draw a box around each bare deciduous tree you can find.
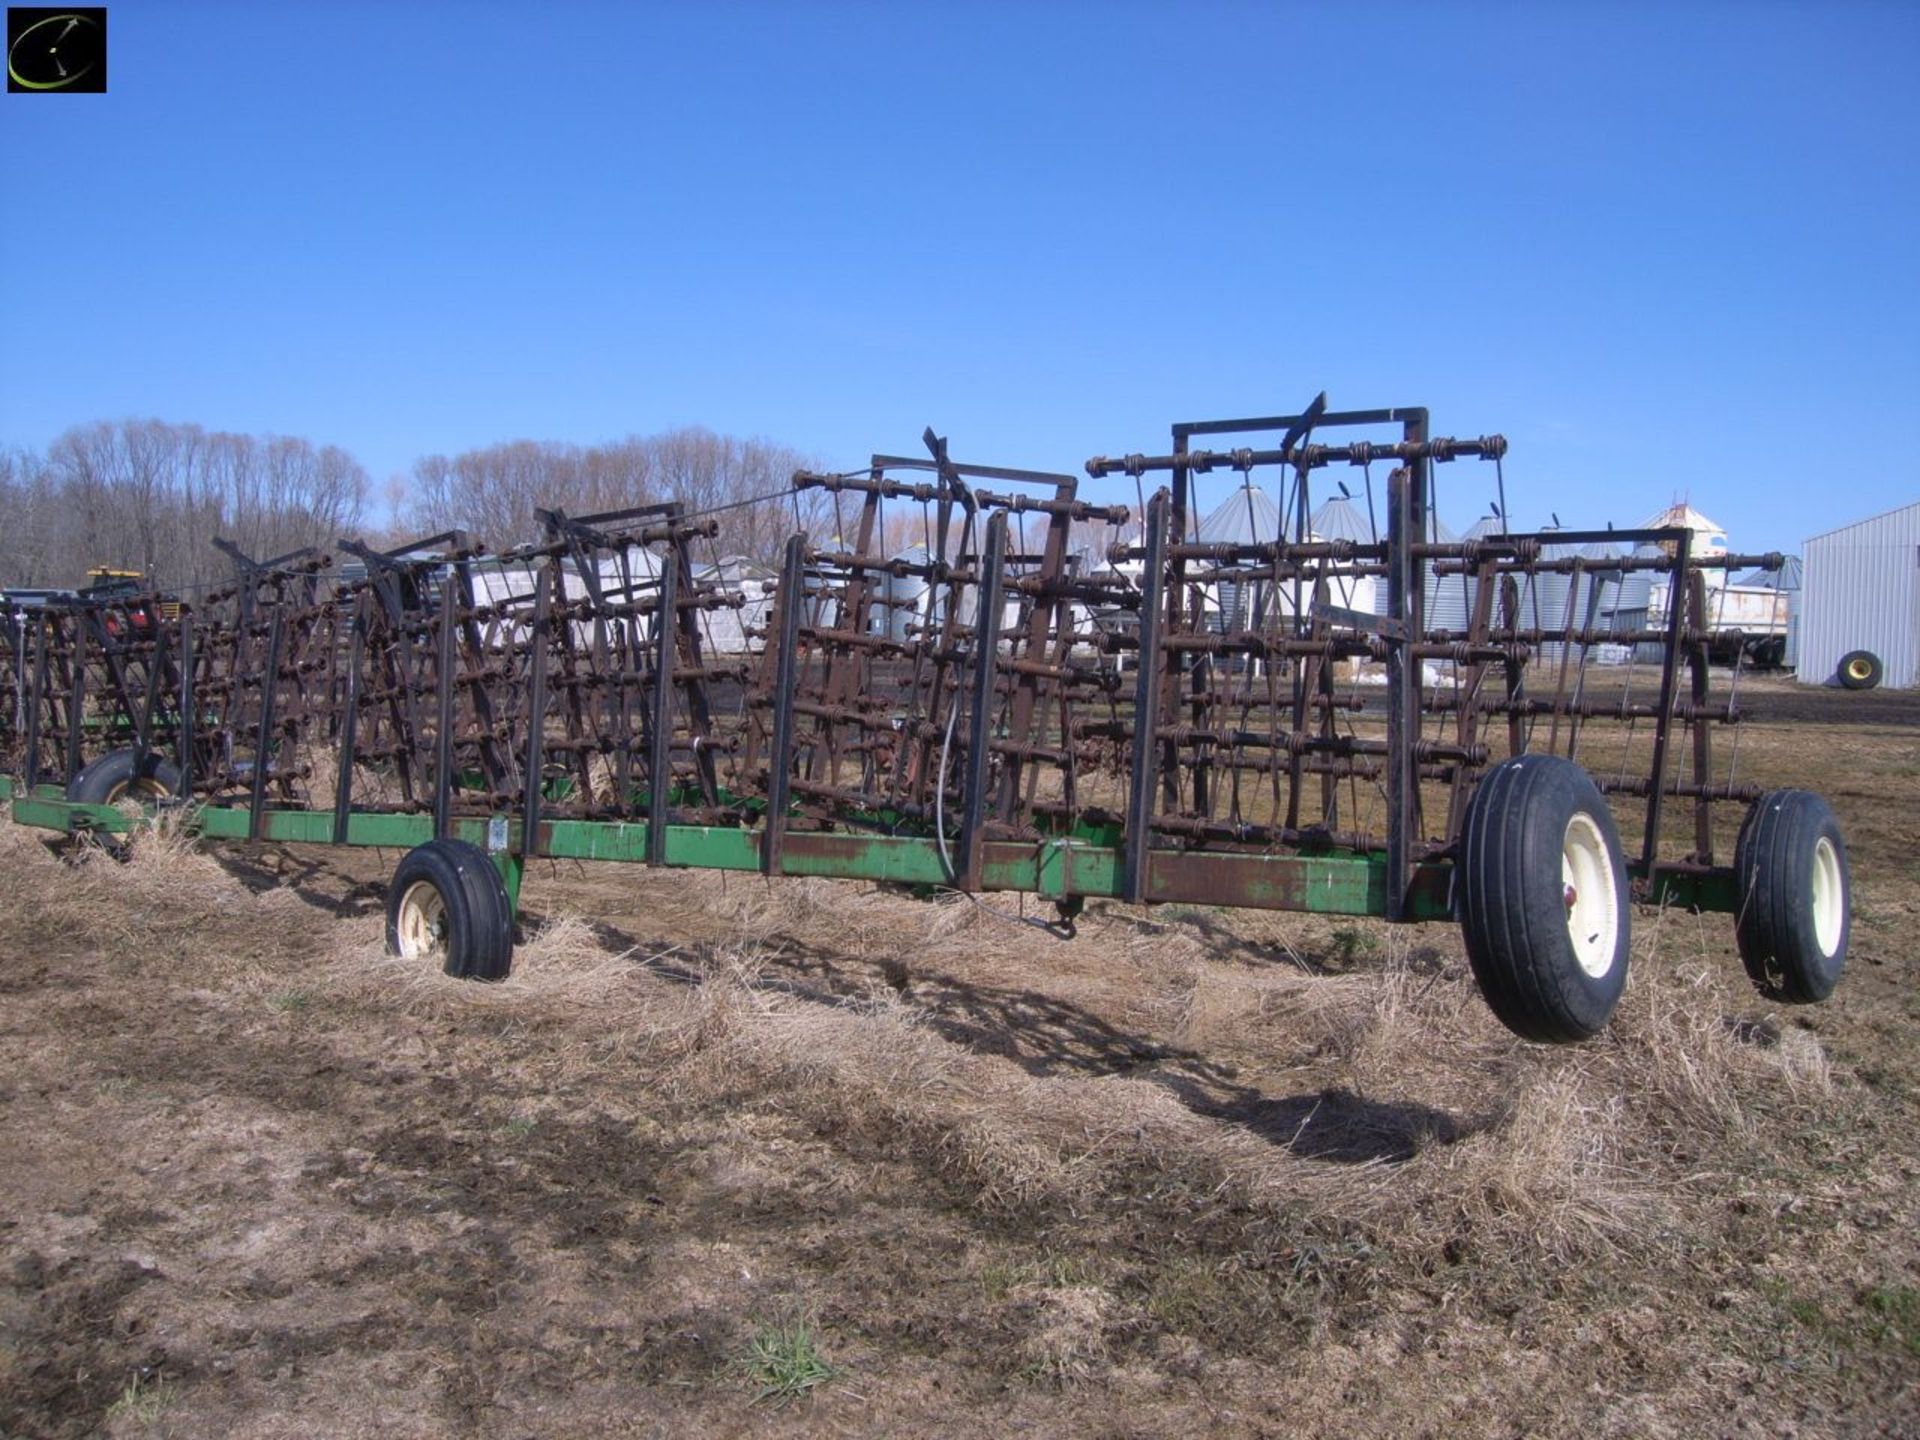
[0,418,842,593]
[408,427,829,563]
[0,420,369,592]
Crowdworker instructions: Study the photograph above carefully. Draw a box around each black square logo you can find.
[7,8,106,93]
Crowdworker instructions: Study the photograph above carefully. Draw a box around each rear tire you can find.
[66,749,182,804]
[1459,755,1632,1043]
[1734,790,1849,1002]
[386,839,515,981]
[1837,650,1883,690]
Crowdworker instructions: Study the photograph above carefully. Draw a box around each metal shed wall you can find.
[1798,500,1920,688]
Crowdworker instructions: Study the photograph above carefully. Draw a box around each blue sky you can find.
[3,0,1915,550]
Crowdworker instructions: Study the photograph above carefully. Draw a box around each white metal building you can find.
[1798,499,1920,688]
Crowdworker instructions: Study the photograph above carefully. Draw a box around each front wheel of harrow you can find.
[66,748,182,804]
[386,840,514,981]
[1458,755,1631,1043]
[1734,790,1849,1003]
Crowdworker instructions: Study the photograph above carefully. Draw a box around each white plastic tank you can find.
[881,546,934,643]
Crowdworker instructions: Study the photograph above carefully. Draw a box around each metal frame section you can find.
[0,585,189,788]
[1087,403,1781,915]
[6,790,1459,918]
[2,398,1788,924]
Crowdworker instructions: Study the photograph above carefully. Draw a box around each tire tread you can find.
[1460,755,1631,1043]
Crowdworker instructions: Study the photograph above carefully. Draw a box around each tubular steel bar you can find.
[23,618,47,792]
[1123,490,1169,903]
[176,616,195,801]
[959,511,1008,888]
[645,547,678,866]
[520,565,553,862]
[761,534,806,877]
[248,610,284,844]
[431,573,458,843]
[332,598,366,846]
[63,630,85,785]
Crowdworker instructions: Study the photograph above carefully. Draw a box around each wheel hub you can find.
[396,880,450,961]
[1560,813,1620,979]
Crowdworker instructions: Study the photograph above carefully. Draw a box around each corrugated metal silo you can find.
[1196,481,1285,632]
[1523,532,1573,660]
[1309,495,1378,616]
[1428,515,1498,636]
[1618,543,1664,664]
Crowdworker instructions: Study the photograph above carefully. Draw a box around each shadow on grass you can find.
[208,844,389,919]
[578,912,1475,1166]
[214,850,1476,1167]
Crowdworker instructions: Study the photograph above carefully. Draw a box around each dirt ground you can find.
[0,674,1915,1438]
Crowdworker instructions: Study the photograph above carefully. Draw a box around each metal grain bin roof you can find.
[1731,555,1802,591]
[1310,495,1374,544]
[1197,482,1285,546]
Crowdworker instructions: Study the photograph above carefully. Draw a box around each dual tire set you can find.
[1458,756,1850,1040]
[63,746,1851,1043]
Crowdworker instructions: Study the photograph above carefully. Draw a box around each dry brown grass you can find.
[0,806,1849,1277]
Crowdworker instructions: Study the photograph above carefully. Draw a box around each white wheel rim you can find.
[396,880,449,960]
[1561,813,1620,978]
[1811,836,1843,957]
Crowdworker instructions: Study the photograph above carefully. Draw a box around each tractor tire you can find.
[386,839,515,981]
[1458,755,1632,1043]
[1837,650,1883,690]
[1734,790,1849,1003]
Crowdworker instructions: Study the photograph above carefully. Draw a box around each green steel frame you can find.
[0,774,1736,925]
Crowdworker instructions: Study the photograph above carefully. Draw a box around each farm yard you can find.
[1,674,1914,1439]
[6,3,1916,1436]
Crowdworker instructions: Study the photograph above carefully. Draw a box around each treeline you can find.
[0,420,368,592]
[408,427,824,563]
[0,420,830,594]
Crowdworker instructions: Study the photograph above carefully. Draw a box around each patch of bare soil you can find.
[1,676,1916,1437]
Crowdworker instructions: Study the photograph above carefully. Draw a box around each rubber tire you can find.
[1459,755,1632,1043]
[385,839,515,981]
[66,748,183,804]
[1733,790,1849,1003]
[1837,650,1883,690]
